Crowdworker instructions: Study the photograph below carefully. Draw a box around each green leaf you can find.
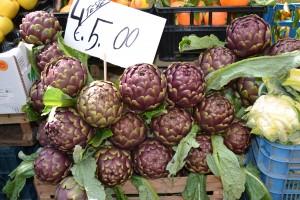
[112,187,128,200]
[244,163,272,200]
[166,124,200,176]
[42,86,76,113]
[21,102,45,123]
[141,102,168,124]
[2,150,39,200]
[182,173,209,200]
[210,135,246,200]
[206,154,220,177]
[205,50,300,92]
[178,34,225,52]
[105,188,116,200]
[27,45,44,79]
[293,7,299,29]
[295,27,300,39]
[130,175,160,200]
[57,32,94,84]
[89,127,113,148]
[71,146,106,200]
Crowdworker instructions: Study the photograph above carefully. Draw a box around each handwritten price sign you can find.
[64,0,166,68]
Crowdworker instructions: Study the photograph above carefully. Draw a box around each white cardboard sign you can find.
[64,0,166,68]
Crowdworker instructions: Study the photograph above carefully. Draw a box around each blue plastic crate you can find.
[251,136,300,200]
[263,3,300,38]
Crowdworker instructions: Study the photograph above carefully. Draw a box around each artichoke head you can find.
[193,93,235,134]
[55,176,88,200]
[163,62,205,108]
[77,80,123,128]
[119,63,167,112]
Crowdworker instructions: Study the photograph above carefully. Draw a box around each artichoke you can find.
[233,77,261,106]
[45,107,95,153]
[150,107,192,146]
[226,14,271,58]
[36,121,51,147]
[19,11,62,45]
[36,42,63,72]
[29,80,45,114]
[41,56,87,97]
[55,176,87,200]
[95,145,133,187]
[194,93,235,134]
[119,63,167,112]
[185,134,212,174]
[34,146,72,184]
[163,62,205,108]
[224,119,251,155]
[77,80,123,128]
[197,47,237,77]
[267,38,300,56]
[110,112,147,150]
[133,139,172,179]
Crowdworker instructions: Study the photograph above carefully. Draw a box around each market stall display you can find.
[1,0,300,200]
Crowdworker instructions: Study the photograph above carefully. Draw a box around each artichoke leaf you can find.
[182,173,209,200]
[130,175,160,200]
[72,146,106,200]
[209,135,246,200]
[167,124,200,176]
[205,50,300,92]
[179,34,225,52]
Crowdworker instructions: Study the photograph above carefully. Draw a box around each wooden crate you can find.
[34,175,223,200]
[0,114,37,146]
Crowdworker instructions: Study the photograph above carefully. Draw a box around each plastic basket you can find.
[263,3,300,39]
[155,5,266,61]
[251,136,300,200]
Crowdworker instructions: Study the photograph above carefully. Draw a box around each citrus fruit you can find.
[219,0,249,6]
[130,0,150,9]
[0,15,14,35]
[0,0,19,19]
[0,31,4,43]
[204,12,228,25]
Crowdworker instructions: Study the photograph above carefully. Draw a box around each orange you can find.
[171,1,204,26]
[130,0,150,9]
[111,0,130,6]
[204,12,228,25]
[68,0,74,5]
[219,0,249,6]
[0,60,8,71]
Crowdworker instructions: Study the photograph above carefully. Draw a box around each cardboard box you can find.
[0,42,35,114]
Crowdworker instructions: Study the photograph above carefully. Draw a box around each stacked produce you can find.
[4,8,300,200]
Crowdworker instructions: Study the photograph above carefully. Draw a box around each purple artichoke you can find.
[233,77,261,106]
[36,121,51,147]
[55,176,87,200]
[110,112,147,150]
[29,80,45,114]
[36,42,63,72]
[45,107,95,153]
[41,56,88,97]
[197,47,237,77]
[193,93,235,134]
[226,14,271,58]
[151,107,192,146]
[185,134,212,174]
[19,11,62,45]
[163,62,205,108]
[77,80,123,128]
[119,63,167,112]
[34,146,72,184]
[224,119,251,155]
[95,145,133,187]
[133,139,173,179]
[267,38,300,56]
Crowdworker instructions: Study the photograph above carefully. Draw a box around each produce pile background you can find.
[2,1,300,200]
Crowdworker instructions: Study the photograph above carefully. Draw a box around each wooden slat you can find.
[0,114,36,146]
[0,114,29,124]
[34,175,223,200]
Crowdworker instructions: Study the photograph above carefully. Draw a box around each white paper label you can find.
[64,0,166,68]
